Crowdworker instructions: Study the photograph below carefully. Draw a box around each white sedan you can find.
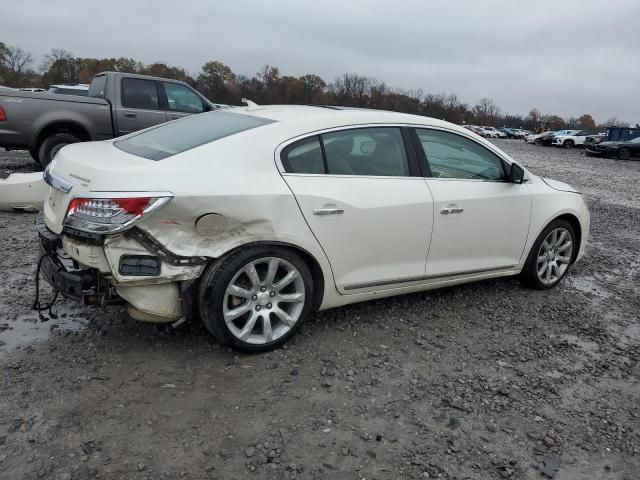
[39,106,590,352]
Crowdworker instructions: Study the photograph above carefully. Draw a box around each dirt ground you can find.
[0,141,639,480]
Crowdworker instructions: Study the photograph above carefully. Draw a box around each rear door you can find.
[279,127,434,293]
[114,77,167,136]
[414,128,531,277]
[161,81,207,121]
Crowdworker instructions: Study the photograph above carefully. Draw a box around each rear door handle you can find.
[123,112,137,118]
[441,206,464,215]
[313,208,344,216]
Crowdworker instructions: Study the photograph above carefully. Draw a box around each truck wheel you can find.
[38,133,81,168]
[28,149,43,170]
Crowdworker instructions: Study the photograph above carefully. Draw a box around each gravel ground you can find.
[0,141,639,480]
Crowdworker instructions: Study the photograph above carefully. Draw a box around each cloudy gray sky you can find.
[3,0,639,122]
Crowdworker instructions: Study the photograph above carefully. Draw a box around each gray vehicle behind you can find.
[0,72,217,167]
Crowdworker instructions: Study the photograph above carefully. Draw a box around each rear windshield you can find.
[114,111,276,160]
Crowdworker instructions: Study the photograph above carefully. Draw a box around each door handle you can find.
[313,208,344,216]
[441,206,464,215]
[123,112,137,118]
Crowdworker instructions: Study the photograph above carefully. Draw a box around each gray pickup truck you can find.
[0,72,217,167]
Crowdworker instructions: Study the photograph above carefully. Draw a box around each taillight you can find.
[0,106,7,122]
[64,193,172,234]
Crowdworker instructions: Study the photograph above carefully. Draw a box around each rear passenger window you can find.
[121,78,160,110]
[282,136,325,174]
[322,127,409,176]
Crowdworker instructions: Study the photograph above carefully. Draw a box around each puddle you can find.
[0,312,86,355]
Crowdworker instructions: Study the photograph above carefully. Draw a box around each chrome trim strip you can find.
[43,166,73,194]
[343,265,517,291]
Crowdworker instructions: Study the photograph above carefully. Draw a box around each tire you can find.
[198,246,314,353]
[520,219,576,290]
[534,139,542,145]
[618,148,631,160]
[37,133,81,168]
[563,140,574,149]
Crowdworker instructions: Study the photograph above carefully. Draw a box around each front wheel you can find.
[198,246,314,352]
[563,140,575,149]
[520,220,576,290]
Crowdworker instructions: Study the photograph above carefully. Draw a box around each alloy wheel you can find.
[536,228,573,285]
[222,257,306,344]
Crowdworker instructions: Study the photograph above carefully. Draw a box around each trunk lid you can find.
[43,141,162,233]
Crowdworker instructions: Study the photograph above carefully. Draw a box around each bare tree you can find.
[2,46,33,74]
[40,48,74,72]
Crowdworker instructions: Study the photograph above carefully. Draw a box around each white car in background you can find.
[483,127,506,138]
[38,106,590,352]
[552,130,596,149]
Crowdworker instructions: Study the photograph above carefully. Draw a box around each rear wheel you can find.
[521,219,575,290]
[198,246,314,352]
[28,149,43,170]
[618,148,631,160]
[37,133,81,168]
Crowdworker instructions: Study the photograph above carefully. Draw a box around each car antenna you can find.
[242,98,260,110]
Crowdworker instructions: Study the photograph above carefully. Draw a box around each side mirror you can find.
[510,163,525,184]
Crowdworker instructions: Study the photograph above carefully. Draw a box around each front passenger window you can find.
[416,129,506,181]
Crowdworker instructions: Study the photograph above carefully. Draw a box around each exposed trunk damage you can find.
[0,172,47,212]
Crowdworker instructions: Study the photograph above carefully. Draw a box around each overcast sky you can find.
[3,0,639,122]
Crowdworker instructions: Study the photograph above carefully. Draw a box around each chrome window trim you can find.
[274,122,523,180]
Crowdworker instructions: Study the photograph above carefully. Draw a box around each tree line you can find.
[0,42,632,130]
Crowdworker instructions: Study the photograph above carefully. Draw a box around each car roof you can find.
[225,104,468,132]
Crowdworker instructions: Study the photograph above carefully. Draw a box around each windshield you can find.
[114,110,276,160]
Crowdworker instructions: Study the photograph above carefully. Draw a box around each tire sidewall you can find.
[198,246,314,353]
[38,133,80,168]
[522,219,576,290]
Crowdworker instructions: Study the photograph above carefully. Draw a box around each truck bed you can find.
[0,90,114,150]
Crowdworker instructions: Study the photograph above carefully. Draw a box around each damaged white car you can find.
[37,106,590,352]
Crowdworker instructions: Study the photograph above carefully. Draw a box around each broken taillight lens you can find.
[0,106,7,122]
[64,194,172,234]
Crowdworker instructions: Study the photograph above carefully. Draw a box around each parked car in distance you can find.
[552,130,596,149]
[584,133,606,147]
[463,125,486,136]
[526,131,549,144]
[604,126,640,143]
[483,127,506,138]
[586,136,640,160]
[47,83,90,96]
[37,105,590,352]
[0,72,218,167]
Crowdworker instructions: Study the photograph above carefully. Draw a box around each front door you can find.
[161,81,207,121]
[414,128,531,277]
[280,127,434,292]
[115,77,167,136]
